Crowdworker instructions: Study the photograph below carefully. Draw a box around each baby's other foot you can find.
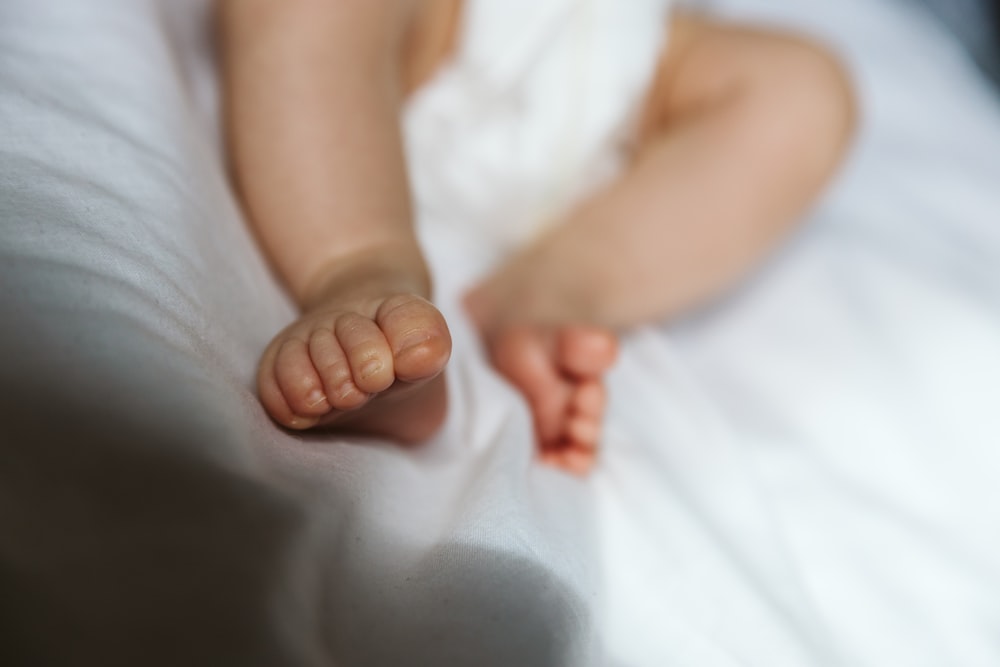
[258,292,451,443]
[486,326,617,475]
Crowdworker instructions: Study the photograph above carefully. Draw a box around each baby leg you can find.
[467,14,856,468]
[223,0,462,441]
[469,13,857,329]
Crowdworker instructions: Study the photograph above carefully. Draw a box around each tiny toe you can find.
[540,446,595,476]
[571,380,606,420]
[566,415,601,448]
[274,338,330,420]
[308,327,369,411]
[377,295,452,382]
[561,447,596,476]
[334,313,395,394]
[558,326,618,379]
[258,352,306,428]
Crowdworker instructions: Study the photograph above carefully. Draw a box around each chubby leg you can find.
[224,1,462,440]
[469,13,857,329]
[466,14,856,468]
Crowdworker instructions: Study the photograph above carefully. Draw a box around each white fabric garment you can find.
[2,0,1000,665]
[405,0,671,265]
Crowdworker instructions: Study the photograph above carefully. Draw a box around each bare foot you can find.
[258,282,452,443]
[483,325,618,475]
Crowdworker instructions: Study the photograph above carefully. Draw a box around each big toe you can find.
[558,326,618,379]
[376,294,452,382]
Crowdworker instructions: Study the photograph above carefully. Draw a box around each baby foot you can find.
[486,326,618,475]
[258,289,452,443]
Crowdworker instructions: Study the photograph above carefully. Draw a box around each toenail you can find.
[359,359,383,379]
[305,389,328,409]
[288,416,319,430]
[396,330,433,355]
[336,383,361,401]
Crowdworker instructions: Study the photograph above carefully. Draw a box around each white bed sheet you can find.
[589,0,1000,663]
[1,0,998,664]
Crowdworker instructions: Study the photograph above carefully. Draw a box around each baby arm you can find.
[220,0,451,439]
[467,14,857,330]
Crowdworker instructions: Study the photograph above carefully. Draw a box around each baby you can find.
[219,0,855,474]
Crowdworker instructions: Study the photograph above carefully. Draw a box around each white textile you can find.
[405,0,671,262]
[1,0,999,665]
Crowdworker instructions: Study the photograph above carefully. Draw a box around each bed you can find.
[2,0,999,664]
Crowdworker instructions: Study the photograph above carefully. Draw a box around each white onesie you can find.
[404,0,673,266]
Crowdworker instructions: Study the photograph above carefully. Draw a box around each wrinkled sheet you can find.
[1,0,999,665]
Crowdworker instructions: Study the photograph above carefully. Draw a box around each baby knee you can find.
[661,16,857,149]
[764,35,858,147]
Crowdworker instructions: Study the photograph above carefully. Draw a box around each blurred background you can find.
[912,0,999,83]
